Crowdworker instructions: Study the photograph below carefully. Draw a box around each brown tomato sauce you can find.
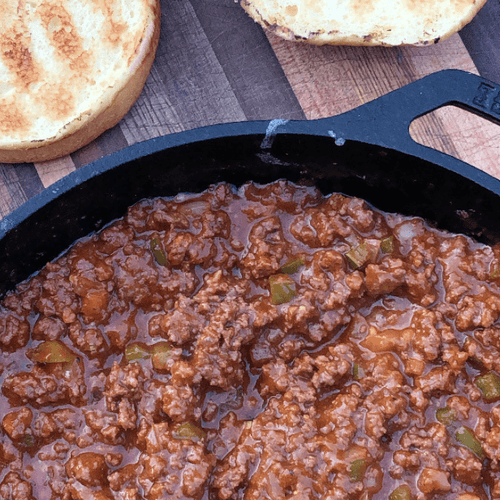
[1,181,500,500]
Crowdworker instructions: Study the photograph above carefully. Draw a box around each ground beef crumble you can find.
[1,180,500,499]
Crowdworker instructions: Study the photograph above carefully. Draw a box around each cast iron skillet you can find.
[1,69,500,298]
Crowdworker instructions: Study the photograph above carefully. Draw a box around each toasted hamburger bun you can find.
[0,0,160,163]
[240,0,487,46]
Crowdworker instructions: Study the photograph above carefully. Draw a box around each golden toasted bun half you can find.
[240,0,487,46]
[0,0,160,163]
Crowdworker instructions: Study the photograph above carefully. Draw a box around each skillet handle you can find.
[275,69,500,162]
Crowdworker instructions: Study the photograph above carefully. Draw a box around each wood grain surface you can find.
[267,31,500,178]
[1,0,499,221]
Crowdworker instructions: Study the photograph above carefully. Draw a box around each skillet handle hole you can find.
[409,104,500,178]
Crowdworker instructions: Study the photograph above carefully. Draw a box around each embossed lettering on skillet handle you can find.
[473,81,500,117]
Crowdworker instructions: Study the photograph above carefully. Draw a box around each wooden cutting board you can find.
[1,0,499,221]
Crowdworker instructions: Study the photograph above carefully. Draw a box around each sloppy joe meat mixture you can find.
[1,180,500,500]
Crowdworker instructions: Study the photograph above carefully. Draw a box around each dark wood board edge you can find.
[189,0,306,121]
[460,0,500,85]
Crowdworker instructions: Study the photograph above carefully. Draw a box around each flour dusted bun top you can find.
[0,0,160,163]
[240,0,487,46]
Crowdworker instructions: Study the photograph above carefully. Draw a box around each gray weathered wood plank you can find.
[460,0,500,85]
[119,0,247,145]
[190,0,305,121]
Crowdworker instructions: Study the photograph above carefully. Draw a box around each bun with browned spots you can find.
[0,0,160,163]
[239,0,487,46]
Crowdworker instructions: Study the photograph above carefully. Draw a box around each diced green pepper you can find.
[436,406,457,426]
[151,341,172,371]
[346,243,371,269]
[455,426,484,459]
[490,262,500,279]
[172,422,206,443]
[349,458,367,482]
[125,342,151,363]
[151,237,168,266]
[280,256,305,275]
[346,240,380,269]
[269,274,297,305]
[29,340,75,364]
[381,236,394,254]
[476,371,500,402]
[353,363,365,381]
[389,484,412,500]
[22,434,35,448]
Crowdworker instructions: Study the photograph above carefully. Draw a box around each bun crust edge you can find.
[240,0,488,47]
[0,1,161,164]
